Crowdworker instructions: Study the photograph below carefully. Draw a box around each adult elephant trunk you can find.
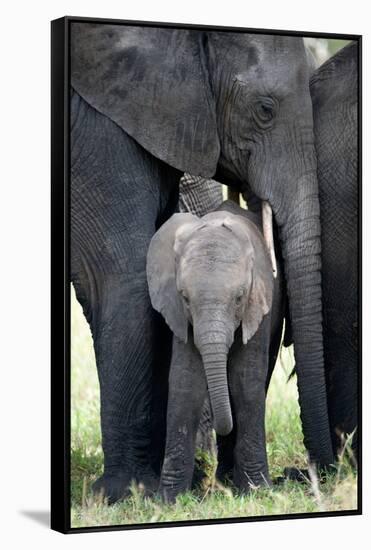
[197,340,233,437]
[278,172,334,467]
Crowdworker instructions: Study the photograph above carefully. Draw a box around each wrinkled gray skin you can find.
[310,42,358,458]
[71,24,334,502]
[147,201,284,501]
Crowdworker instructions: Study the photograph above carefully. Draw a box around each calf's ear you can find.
[209,212,274,345]
[146,213,203,342]
[242,271,273,344]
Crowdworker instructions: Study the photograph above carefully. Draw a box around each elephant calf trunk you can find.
[199,342,233,436]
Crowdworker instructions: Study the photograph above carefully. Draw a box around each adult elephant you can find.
[70,23,334,502]
[310,42,359,458]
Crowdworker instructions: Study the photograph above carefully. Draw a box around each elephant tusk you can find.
[262,201,277,279]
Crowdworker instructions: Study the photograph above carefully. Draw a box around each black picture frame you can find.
[51,16,362,534]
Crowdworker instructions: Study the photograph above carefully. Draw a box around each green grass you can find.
[70,286,357,528]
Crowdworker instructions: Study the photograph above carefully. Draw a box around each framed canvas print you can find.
[51,16,362,533]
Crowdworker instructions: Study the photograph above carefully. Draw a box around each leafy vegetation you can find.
[70,288,357,529]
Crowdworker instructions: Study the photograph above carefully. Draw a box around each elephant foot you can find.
[92,473,132,504]
[158,480,190,504]
[233,468,272,493]
[278,464,337,484]
[93,470,159,504]
[158,474,193,504]
[273,468,308,486]
[157,485,177,504]
[282,467,309,482]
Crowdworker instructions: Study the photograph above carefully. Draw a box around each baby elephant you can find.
[147,201,283,502]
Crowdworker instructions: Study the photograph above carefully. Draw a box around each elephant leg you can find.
[321,196,358,459]
[216,429,236,484]
[195,397,216,454]
[70,91,180,502]
[86,276,162,502]
[179,175,223,215]
[159,336,207,503]
[228,321,272,491]
[324,310,358,459]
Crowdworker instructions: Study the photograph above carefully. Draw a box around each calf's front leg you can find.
[228,320,272,491]
[159,334,207,503]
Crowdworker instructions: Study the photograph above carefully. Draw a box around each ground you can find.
[70,287,357,529]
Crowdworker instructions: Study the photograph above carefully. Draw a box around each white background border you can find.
[1,0,369,547]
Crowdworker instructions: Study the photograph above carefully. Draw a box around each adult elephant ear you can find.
[71,23,220,177]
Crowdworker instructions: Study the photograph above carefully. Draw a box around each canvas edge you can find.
[50,15,362,534]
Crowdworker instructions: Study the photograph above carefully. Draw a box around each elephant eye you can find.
[181,292,190,305]
[255,97,276,124]
[260,104,273,119]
